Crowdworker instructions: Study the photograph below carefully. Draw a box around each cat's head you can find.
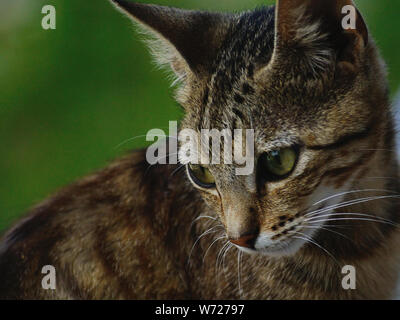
[113,0,393,256]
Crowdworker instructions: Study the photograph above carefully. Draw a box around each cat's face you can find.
[175,3,387,256]
[113,0,390,256]
[180,69,384,256]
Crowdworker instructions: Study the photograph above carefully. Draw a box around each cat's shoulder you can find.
[0,149,197,299]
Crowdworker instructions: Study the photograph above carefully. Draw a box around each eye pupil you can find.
[188,164,216,188]
[259,147,298,182]
[268,151,282,165]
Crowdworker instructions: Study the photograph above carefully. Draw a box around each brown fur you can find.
[0,0,399,299]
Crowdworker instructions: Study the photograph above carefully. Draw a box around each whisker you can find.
[115,134,177,150]
[311,189,399,208]
[187,226,223,266]
[305,212,399,226]
[237,250,243,298]
[144,152,180,177]
[216,242,231,281]
[357,148,398,153]
[357,176,400,181]
[170,164,186,178]
[190,215,217,228]
[305,195,400,218]
[306,217,399,228]
[302,225,354,242]
[222,243,234,281]
[293,232,340,266]
[203,235,226,262]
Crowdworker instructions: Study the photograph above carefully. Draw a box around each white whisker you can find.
[311,189,399,207]
[305,195,400,218]
[293,232,339,266]
[203,235,226,262]
[187,225,223,266]
[306,217,399,227]
[305,212,398,226]
[216,242,230,280]
[302,225,353,242]
[222,243,234,281]
[237,250,243,298]
[170,164,186,178]
[190,215,217,228]
[114,133,176,150]
[144,152,180,176]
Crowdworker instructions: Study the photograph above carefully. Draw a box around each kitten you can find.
[0,0,399,299]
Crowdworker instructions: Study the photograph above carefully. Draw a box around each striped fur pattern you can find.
[0,0,399,299]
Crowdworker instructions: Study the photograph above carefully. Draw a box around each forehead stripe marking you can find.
[307,127,372,150]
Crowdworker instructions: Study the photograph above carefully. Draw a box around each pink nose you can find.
[229,234,257,249]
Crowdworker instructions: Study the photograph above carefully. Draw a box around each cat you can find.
[0,0,399,299]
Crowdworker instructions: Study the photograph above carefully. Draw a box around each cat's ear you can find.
[111,0,232,81]
[260,0,368,78]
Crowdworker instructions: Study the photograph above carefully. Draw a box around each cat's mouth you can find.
[254,235,310,257]
[231,236,305,256]
[233,209,327,257]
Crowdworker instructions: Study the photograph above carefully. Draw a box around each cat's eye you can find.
[259,147,298,181]
[188,164,216,188]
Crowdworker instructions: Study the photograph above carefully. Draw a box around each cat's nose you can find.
[229,233,257,249]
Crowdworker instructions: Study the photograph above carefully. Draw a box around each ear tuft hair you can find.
[110,0,233,84]
[290,4,334,76]
[260,0,369,80]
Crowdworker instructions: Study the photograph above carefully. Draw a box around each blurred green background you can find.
[1,0,399,232]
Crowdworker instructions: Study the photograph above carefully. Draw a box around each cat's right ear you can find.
[110,0,232,82]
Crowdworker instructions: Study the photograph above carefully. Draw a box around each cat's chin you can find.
[242,224,323,257]
[233,237,307,257]
[255,237,308,257]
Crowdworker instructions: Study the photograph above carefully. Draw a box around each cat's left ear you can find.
[260,0,369,78]
[110,0,232,81]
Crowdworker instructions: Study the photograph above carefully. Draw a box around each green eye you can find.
[188,164,216,188]
[260,147,298,180]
